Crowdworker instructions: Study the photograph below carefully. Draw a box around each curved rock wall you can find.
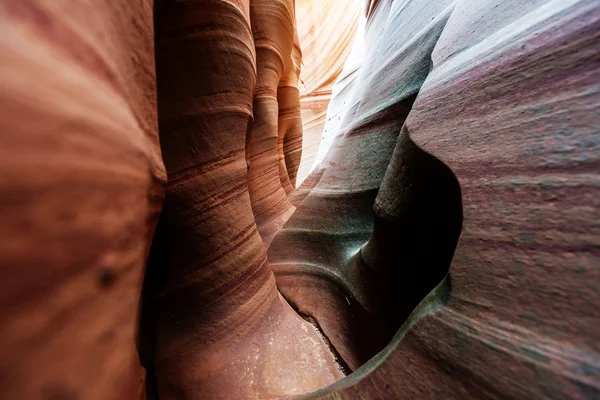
[0,1,342,399]
[150,1,343,398]
[0,1,165,399]
[272,0,600,398]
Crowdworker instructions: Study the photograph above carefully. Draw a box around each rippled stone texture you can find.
[0,1,343,399]
[271,0,458,370]
[278,29,303,195]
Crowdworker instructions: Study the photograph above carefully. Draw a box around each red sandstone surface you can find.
[0,0,598,399]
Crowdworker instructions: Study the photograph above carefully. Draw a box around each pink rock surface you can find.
[274,0,600,398]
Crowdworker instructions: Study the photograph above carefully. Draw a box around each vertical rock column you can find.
[277,29,303,195]
[247,0,297,246]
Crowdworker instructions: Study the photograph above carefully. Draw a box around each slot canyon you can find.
[0,0,598,399]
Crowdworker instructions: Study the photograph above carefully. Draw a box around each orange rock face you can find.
[0,0,598,400]
[0,1,344,399]
[278,30,303,195]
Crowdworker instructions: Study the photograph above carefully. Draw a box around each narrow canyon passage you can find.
[0,0,598,400]
[143,0,465,398]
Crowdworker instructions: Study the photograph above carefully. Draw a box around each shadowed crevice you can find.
[359,127,463,331]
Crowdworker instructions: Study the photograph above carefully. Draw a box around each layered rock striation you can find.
[149,1,342,398]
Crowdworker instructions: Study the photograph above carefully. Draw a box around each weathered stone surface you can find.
[0,1,343,399]
[270,0,457,371]
[278,28,303,195]
[245,0,299,247]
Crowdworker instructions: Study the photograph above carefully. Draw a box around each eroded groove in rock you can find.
[278,29,303,194]
[269,0,456,371]
[283,294,352,375]
[1,0,599,399]
[358,128,463,328]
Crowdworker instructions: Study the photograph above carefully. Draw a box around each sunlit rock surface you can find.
[295,0,363,185]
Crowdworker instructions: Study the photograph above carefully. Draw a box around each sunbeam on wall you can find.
[295,0,363,185]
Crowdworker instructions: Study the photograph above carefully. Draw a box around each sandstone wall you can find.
[0,0,597,399]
